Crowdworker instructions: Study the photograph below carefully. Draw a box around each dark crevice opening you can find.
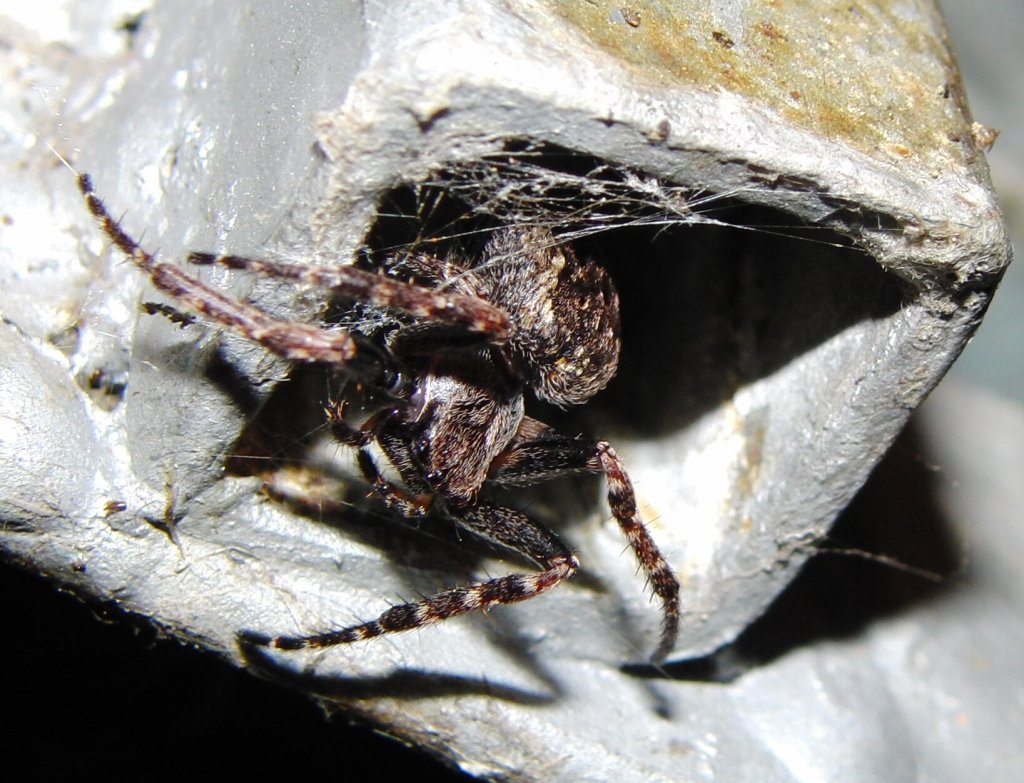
[222,142,918,677]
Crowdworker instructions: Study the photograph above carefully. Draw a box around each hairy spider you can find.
[78,174,680,660]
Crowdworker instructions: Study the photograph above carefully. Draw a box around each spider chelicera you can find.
[78,173,680,660]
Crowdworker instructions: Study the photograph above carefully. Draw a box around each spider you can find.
[78,173,680,661]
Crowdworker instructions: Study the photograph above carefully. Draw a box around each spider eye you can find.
[413,435,430,460]
[377,367,407,396]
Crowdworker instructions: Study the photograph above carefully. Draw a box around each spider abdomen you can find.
[470,227,621,408]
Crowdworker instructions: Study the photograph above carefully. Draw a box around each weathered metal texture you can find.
[306,0,1008,659]
[0,1,1012,780]
[553,1,981,175]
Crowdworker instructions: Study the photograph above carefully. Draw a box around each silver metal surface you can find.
[0,1,1015,779]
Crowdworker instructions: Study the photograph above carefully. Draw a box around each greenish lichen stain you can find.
[543,0,979,173]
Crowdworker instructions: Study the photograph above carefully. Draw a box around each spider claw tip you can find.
[237,629,274,648]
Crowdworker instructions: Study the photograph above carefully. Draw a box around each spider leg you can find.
[244,498,578,651]
[79,174,360,366]
[355,448,433,519]
[322,398,428,520]
[596,442,680,661]
[325,402,394,450]
[140,301,197,328]
[322,401,431,518]
[185,251,510,341]
[490,420,680,661]
[486,418,598,485]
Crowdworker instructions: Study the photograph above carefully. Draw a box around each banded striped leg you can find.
[490,425,680,661]
[355,448,433,520]
[244,499,578,651]
[78,174,359,366]
[184,251,511,341]
[326,406,434,519]
[595,442,679,662]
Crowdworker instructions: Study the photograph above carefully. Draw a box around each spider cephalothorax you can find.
[79,174,680,660]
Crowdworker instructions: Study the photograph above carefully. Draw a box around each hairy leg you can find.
[79,173,507,370]
[242,498,578,651]
[79,174,360,365]
[185,251,509,341]
[490,422,680,660]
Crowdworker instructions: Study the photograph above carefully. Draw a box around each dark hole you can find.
[225,142,916,674]
[229,139,910,517]
[356,141,907,438]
